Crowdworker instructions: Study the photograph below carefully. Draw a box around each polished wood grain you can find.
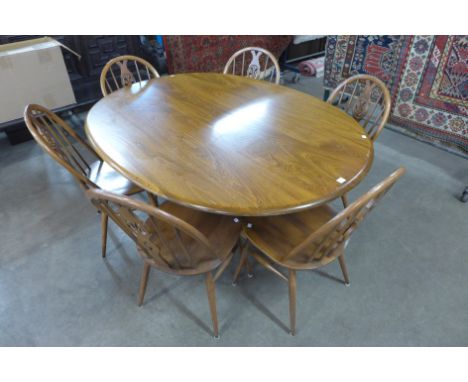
[86,73,374,216]
[24,104,142,258]
[100,55,160,96]
[85,187,241,337]
[223,47,281,84]
[236,167,406,334]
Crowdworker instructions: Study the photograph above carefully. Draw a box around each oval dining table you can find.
[85,73,373,217]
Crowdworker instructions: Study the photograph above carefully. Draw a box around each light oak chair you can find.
[327,74,392,207]
[100,55,160,96]
[234,167,405,335]
[223,47,281,85]
[85,188,241,338]
[24,104,145,258]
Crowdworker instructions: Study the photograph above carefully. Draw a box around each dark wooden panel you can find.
[51,35,83,80]
[80,35,142,77]
[285,37,327,62]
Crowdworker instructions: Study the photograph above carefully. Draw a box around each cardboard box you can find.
[0,37,76,124]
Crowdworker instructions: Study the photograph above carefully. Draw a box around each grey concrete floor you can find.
[0,75,467,346]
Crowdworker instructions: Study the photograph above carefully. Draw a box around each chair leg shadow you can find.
[313,269,346,285]
[219,306,241,334]
[239,288,290,334]
[103,261,136,297]
[143,277,189,305]
[143,276,215,337]
[166,293,213,336]
[106,229,137,265]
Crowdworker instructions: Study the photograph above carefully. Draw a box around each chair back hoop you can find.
[100,55,160,96]
[327,74,391,141]
[23,104,99,189]
[85,188,218,271]
[223,46,281,85]
[286,167,406,263]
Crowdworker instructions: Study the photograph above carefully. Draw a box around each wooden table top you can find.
[85,73,373,216]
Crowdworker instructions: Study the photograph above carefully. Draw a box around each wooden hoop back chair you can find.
[327,74,391,208]
[223,47,281,85]
[327,74,391,142]
[235,167,405,335]
[85,188,241,338]
[100,55,160,96]
[24,104,143,258]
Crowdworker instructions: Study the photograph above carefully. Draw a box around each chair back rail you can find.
[223,47,281,85]
[285,167,406,264]
[86,188,219,272]
[100,55,160,96]
[24,104,100,189]
[327,74,391,141]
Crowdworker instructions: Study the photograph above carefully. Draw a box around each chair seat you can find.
[137,201,241,275]
[89,160,141,195]
[243,205,343,270]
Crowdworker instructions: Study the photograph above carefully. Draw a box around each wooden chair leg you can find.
[288,269,297,336]
[205,272,219,338]
[341,194,349,208]
[138,262,151,307]
[147,191,159,207]
[232,240,248,285]
[232,253,245,285]
[245,256,253,278]
[101,212,108,258]
[338,254,350,286]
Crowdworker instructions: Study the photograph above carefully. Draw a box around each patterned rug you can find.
[164,35,292,74]
[324,36,467,153]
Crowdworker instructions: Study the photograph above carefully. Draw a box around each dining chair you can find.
[85,188,241,338]
[24,104,149,258]
[223,47,281,85]
[100,55,160,96]
[327,74,391,207]
[233,167,405,335]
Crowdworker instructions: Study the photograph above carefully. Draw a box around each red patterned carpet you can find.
[324,35,467,153]
[164,35,292,74]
